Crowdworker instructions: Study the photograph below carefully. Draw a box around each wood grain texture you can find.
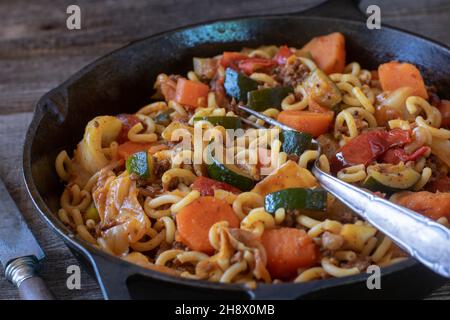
[0,0,449,300]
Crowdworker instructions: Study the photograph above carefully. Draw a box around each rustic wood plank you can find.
[0,0,449,300]
[0,113,103,300]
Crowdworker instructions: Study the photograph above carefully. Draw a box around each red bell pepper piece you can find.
[237,58,277,75]
[220,52,248,69]
[379,146,430,165]
[330,129,411,173]
[116,114,142,143]
[192,176,241,196]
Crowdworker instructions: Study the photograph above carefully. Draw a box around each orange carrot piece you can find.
[277,110,333,137]
[117,141,153,159]
[393,191,450,220]
[175,78,209,108]
[301,32,346,74]
[378,61,428,99]
[261,228,318,279]
[438,100,450,127]
[176,197,240,254]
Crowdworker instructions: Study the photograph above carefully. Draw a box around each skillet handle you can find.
[293,0,365,21]
[90,253,253,300]
[90,253,133,300]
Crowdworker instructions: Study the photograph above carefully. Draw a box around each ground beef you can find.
[138,184,163,198]
[426,155,448,180]
[172,241,187,250]
[341,256,371,272]
[427,85,441,108]
[327,199,358,224]
[154,158,171,178]
[274,59,309,88]
[286,154,299,162]
[316,134,340,160]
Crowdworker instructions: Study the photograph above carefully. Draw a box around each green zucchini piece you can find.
[265,188,327,213]
[126,151,154,180]
[155,109,173,126]
[281,130,313,157]
[362,163,421,194]
[247,86,294,111]
[224,68,259,102]
[193,116,242,129]
[207,157,255,191]
[302,69,342,108]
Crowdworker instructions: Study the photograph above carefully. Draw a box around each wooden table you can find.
[1,0,449,300]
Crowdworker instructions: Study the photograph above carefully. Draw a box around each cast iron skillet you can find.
[23,0,450,299]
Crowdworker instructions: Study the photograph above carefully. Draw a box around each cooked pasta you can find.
[54,34,450,287]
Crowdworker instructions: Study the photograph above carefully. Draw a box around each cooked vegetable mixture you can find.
[55,32,450,286]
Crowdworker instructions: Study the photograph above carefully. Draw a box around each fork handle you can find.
[5,256,54,300]
[312,166,450,278]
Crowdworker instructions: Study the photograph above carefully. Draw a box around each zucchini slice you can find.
[281,130,313,157]
[224,68,259,102]
[265,188,327,213]
[207,156,255,191]
[126,151,154,180]
[362,163,420,194]
[302,69,342,108]
[247,86,294,111]
[155,109,173,126]
[193,116,242,129]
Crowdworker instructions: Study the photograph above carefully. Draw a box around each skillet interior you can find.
[23,15,449,299]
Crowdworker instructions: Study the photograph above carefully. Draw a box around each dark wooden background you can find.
[0,0,449,300]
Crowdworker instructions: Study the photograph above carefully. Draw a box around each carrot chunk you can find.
[175,78,209,108]
[301,32,346,74]
[393,191,450,220]
[261,228,318,279]
[277,110,333,137]
[176,197,240,254]
[378,61,428,99]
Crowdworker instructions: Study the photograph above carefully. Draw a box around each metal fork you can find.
[238,104,450,278]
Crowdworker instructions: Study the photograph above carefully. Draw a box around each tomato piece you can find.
[385,128,412,146]
[330,129,411,173]
[116,114,142,143]
[117,141,153,160]
[238,58,277,75]
[191,176,241,196]
[274,45,294,65]
[380,146,430,165]
[220,52,248,69]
